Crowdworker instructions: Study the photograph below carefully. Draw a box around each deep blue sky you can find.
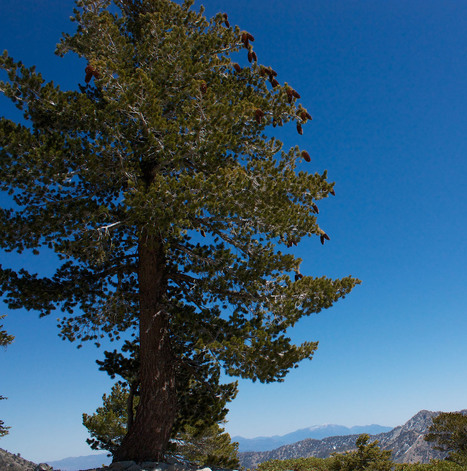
[1,0,466,463]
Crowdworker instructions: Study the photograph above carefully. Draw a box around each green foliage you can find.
[83,383,133,455]
[425,412,467,467]
[173,422,240,468]
[258,456,334,471]
[0,315,14,347]
[396,461,464,470]
[329,434,393,471]
[259,457,465,471]
[0,0,360,458]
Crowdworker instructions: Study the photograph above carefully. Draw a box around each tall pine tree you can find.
[0,0,359,462]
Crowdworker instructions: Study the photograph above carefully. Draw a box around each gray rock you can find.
[34,464,53,471]
[168,463,190,471]
[109,461,137,470]
[126,464,143,471]
[140,462,169,471]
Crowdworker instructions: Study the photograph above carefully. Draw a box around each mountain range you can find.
[46,453,111,470]
[233,424,392,452]
[238,409,466,469]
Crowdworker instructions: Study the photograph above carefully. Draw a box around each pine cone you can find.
[84,65,99,83]
[270,77,279,87]
[320,233,330,244]
[301,150,311,162]
[241,32,250,47]
[255,109,264,123]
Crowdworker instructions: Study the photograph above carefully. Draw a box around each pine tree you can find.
[425,412,467,467]
[0,0,360,461]
[83,383,130,455]
[174,421,240,468]
[330,434,393,471]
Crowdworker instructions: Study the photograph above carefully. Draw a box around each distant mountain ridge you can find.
[239,409,467,469]
[46,453,111,470]
[233,424,392,452]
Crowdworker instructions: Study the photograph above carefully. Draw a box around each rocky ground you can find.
[0,449,226,471]
[82,461,218,471]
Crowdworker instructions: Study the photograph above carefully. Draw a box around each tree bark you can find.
[126,381,137,432]
[114,230,177,462]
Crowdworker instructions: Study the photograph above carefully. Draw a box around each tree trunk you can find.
[114,231,177,462]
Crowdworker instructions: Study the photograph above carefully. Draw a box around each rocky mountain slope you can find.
[0,448,52,471]
[239,410,466,469]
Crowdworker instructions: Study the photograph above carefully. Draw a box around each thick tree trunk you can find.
[114,231,177,462]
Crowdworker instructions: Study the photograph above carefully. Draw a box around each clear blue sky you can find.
[1,0,466,463]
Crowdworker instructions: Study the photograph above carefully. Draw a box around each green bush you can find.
[258,456,334,471]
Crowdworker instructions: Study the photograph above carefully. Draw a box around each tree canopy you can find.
[0,0,359,461]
